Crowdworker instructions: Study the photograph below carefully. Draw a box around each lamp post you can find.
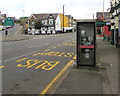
[22,10,25,17]
[63,5,65,33]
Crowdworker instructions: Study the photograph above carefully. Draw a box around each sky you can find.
[1,0,110,19]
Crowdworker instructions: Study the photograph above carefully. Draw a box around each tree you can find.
[35,19,43,29]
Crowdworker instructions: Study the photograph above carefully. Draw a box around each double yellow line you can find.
[39,60,74,96]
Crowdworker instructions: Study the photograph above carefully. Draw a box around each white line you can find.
[28,43,49,48]
[3,48,14,52]
[15,27,22,34]
[4,51,39,62]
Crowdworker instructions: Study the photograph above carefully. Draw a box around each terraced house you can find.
[28,13,73,34]
[0,11,6,25]
[110,0,120,47]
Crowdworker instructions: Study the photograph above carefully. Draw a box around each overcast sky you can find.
[1,0,110,19]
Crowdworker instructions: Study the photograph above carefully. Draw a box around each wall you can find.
[59,13,69,28]
[55,15,61,31]
[103,25,111,36]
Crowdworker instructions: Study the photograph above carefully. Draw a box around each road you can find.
[2,32,76,94]
[0,24,22,36]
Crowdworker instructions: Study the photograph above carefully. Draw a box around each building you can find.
[9,17,16,21]
[65,15,74,27]
[19,17,29,34]
[96,12,111,39]
[110,0,120,47]
[28,13,59,34]
[0,12,6,25]
[28,13,71,34]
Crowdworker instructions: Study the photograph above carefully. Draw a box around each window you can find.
[32,21,34,25]
[49,19,53,25]
[42,20,47,25]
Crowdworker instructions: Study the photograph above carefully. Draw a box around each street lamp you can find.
[22,10,25,17]
[63,5,65,33]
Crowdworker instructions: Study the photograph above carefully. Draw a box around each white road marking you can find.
[15,27,22,34]
[4,51,39,62]
[3,48,14,52]
[28,43,49,48]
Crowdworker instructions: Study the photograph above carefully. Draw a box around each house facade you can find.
[0,12,6,25]
[28,13,71,34]
[28,13,58,34]
[96,12,111,38]
[59,13,69,30]
[66,15,74,27]
[110,0,120,47]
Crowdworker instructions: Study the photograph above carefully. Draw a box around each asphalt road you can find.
[2,32,76,94]
[0,24,22,36]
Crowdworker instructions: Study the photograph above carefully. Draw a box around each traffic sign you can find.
[4,17,14,26]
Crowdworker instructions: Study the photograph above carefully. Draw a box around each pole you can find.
[22,10,25,17]
[92,14,94,19]
[103,0,105,40]
[63,5,64,34]
[103,0,104,20]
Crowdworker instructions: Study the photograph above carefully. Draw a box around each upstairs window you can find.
[32,21,34,25]
[42,20,47,25]
[49,19,53,25]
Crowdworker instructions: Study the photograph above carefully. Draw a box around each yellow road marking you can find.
[45,49,50,52]
[16,58,27,62]
[0,66,5,68]
[33,53,41,56]
[39,60,74,95]
[64,44,68,45]
[71,41,76,43]
[73,55,76,60]
[57,44,61,46]
[52,47,56,49]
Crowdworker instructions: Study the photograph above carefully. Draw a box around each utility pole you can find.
[92,14,94,19]
[103,0,105,39]
[103,0,104,20]
[63,5,65,34]
[22,10,25,17]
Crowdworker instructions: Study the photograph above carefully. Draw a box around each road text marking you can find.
[0,66,5,68]
[17,59,60,70]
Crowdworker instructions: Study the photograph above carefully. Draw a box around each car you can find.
[0,28,2,31]
[34,30,40,35]
[0,25,5,30]
[7,25,13,28]
[28,26,36,35]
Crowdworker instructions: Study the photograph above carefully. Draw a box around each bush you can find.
[35,19,42,29]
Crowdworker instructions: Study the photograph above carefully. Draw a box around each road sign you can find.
[4,17,14,26]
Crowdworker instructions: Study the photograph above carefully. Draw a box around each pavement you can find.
[1,29,31,42]
[49,36,118,95]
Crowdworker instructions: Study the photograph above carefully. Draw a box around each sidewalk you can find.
[0,29,31,42]
[1,35,31,42]
[53,37,118,95]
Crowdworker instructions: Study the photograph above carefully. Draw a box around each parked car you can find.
[0,25,6,30]
[34,30,40,35]
[0,25,3,31]
[7,25,13,28]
